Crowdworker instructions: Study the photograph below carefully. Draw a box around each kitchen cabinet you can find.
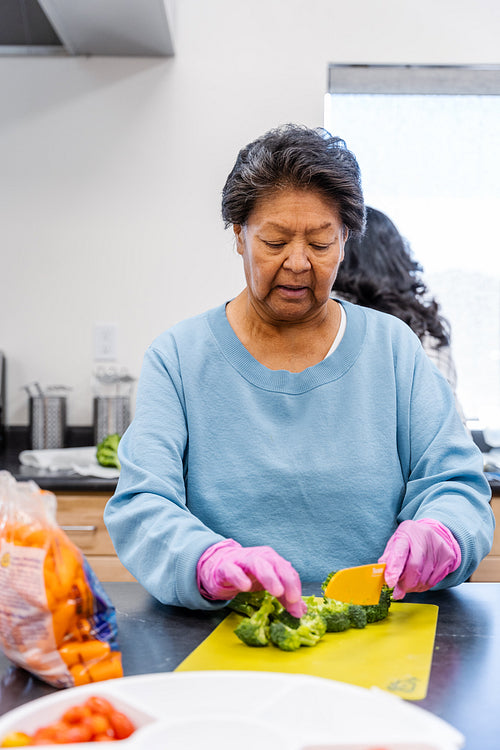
[55,490,136,582]
[469,495,500,581]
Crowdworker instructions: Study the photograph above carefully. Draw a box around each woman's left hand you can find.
[378,519,461,600]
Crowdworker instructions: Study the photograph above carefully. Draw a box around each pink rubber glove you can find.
[379,519,461,600]
[197,539,307,618]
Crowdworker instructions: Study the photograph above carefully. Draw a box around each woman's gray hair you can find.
[221,124,365,235]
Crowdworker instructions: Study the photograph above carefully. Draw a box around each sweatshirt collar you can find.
[206,299,366,394]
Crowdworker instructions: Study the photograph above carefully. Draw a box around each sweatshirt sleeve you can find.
[103,342,227,610]
[397,345,494,588]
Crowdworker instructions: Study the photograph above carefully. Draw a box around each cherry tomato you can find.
[108,711,135,740]
[83,714,111,738]
[64,724,93,743]
[62,705,92,724]
[6,696,136,744]
[84,696,115,717]
[32,723,61,743]
[35,721,73,745]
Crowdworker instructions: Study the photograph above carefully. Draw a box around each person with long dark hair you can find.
[333,206,464,418]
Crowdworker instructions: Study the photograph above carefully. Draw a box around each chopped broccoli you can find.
[271,597,326,649]
[296,612,327,646]
[364,605,383,624]
[233,591,275,647]
[269,613,325,651]
[233,592,327,651]
[347,604,368,629]
[276,609,301,629]
[321,570,336,596]
[269,621,302,651]
[228,591,267,617]
[232,576,394,651]
[323,609,352,633]
[303,595,351,633]
[320,571,394,627]
[96,433,121,469]
[228,600,256,618]
[364,584,393,623]
[306,593,367,629]
[302,595,319,612]
[271,599,301,629]
[379,584,393,607]
[313,598,351,633]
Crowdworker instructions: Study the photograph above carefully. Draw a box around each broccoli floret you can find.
[233,591,274,647]
[271,599,301,629]
[234,618,269,647]
[302,595,320,612]
[228,590,267,616]
[364,604,381,624]
[228,600,256,617]
[321,570,394,626]
[364,584,393,623]
[323,609,352,632]
[321,570,336,596]
[304,595,351,633]
[296,612,327,646]
[277,610,301,629]
[347,604,367,629]
[317,599,352,632]
[96,433,121,469]
[269,621,302,651]
[379,584,393,609]
[269,613,326,651]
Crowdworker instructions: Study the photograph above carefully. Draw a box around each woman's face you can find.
[234,188,347,325]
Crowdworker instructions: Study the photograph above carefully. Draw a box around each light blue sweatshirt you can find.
[104,301,494,610]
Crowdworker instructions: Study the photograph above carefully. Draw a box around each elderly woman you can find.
[104,125,493,617]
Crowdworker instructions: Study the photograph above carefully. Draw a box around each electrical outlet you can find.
[94,322,118,361]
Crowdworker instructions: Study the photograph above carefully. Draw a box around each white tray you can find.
[0,671,464,749]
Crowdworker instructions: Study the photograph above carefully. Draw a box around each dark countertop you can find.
[0,427,117,492]
[0,582,499,750]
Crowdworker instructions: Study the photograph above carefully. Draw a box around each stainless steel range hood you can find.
[0,0,175,57]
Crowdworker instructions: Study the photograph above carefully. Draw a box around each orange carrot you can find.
[87,652,123,683]
[51,600,77,647]
[59,639,111,668]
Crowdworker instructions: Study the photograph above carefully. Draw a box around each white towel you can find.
[484,428,500,448]
[484,448,500,472]
[19,447,120,479]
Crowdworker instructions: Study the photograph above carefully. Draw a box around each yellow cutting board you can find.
[175,602,438,701]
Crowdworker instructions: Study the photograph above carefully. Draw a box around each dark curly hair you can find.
[333,207,450,347]
[221,124,365,236]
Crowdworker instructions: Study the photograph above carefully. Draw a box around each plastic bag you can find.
[0,471,123,688]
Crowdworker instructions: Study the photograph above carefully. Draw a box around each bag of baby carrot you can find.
[0,471,123,688]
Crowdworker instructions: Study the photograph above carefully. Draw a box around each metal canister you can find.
[29,396,67,450]
[93,396,131,445]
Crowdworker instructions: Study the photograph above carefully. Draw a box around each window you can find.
[325,65,500,429]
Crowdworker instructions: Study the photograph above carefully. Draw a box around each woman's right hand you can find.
[196,539,307,618]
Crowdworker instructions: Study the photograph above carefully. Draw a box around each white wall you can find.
[1,0,499,426]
